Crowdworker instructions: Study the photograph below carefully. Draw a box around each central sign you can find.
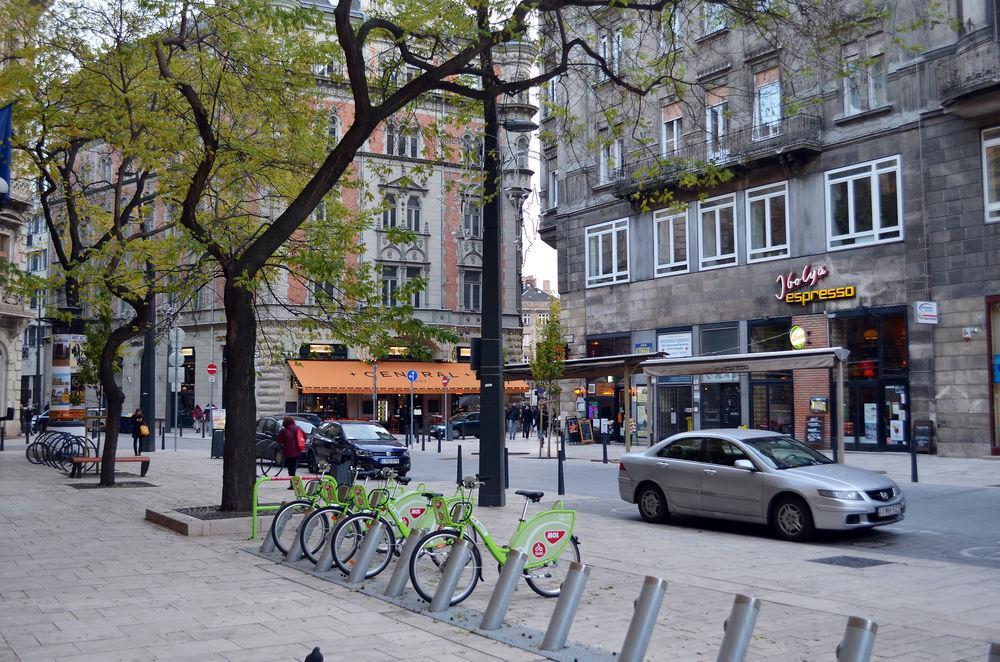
[775,264,857,306]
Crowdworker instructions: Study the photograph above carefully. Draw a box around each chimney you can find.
[523,276,537,289]
[542,280,551,293]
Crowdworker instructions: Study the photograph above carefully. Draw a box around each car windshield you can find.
[745,436,835,470]
[342,424,395,442]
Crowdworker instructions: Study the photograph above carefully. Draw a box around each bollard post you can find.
[504,448,509,489]
[421,431,426,452]
[384,529,428,597]
[283,517,309,563]
[540,561,590,651]
[313,524,338,572]
[557,448,565,496]
[0,425,5,452]
[456,444,463,486]
[347,520,388,585]
[602,437,608,464]
[437,433,442,453]
[836,616,878,662]
[260,513,285,554]
[480,549,528,630]
[988,642,1000,662]
[428,539,473,612]
[619,576,667,662]
[716,594,761,662]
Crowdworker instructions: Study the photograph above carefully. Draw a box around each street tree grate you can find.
[811,555,893,568]
[70,481,157,489]
[176,505,282,520]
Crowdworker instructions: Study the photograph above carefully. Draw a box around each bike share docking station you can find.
[250,474,892,662]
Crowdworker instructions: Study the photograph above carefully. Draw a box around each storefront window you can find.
[586,334,631,357]
[830,312,907,379]
[700,325,738,356]
[991,300,1000,452]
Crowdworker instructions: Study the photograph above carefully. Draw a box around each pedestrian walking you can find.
[537,406,546,442]
[192,404,204,433]
[521,404,532,439]
[277,416,305,487]
[130,408,148,456]
[506,405,518,441]
[22,405,32,437]
[205,403,214,430]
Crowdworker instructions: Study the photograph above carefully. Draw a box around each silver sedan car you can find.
[618,429,905,542]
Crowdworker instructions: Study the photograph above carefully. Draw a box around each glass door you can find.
[701,383,742,428]
[751,382,794,435]
[883,382,908,449]
[842,383,879,449]
[656,386,693,441]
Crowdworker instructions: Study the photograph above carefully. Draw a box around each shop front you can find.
[991,296,1000,456]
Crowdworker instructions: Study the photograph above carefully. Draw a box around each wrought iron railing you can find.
[612,113,822,195]
[938,41,1000,102]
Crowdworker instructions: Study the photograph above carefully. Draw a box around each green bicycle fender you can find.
[390,491,437,530]
[508,510,576,568]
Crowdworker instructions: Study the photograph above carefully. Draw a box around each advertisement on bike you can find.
[49,333,86,422]
[509,509,575,567]
[391,491,437,530]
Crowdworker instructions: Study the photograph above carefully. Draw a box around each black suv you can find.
[311,421,410,477]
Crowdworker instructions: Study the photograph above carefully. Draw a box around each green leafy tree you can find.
[530,299,564,458]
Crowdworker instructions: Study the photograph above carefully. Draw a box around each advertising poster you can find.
[50,333,86,422]
[863,402,877,444]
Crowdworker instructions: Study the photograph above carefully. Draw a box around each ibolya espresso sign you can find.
[776,264,856,306]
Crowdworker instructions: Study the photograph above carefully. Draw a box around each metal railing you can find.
[612,113,823,196]
[938,40,1000,103]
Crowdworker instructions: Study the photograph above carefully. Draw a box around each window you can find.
[746,182,789,262]
[328,112,340,148]
[843,52,886,116]
[706,101,728,160]
[406,196,421,232]
[547,167,559,209]
[381,265,399,306]
[462,198,482,237]
[699,194,736,269]
[982,127,1000,222]
[654,208,688,275]
[385,123,419,157]
[585,218,629,287]
[826,156,902,249]
[657,437,703,461]
[385,123,399,154]
[543,75,560,118]
[461,133,481,164]
[752,70,781,140]
[701,324,739,355]
[99,156,112,182]
[0,234,9,261]
[515,136,529,170]
[597,30,622,78]
[538,313,549,324]
[522,314,531,326]
[703,3,726,35]
[599,132,623,183]
[705,438,750,466]
[660,9,682,52]
[662,112,682,156]
[406,266,423,308]
[28,249,48,272]
[462,270,481,311]
[382,194,397,228]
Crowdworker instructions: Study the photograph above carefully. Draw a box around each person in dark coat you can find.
[276,416,303,487]
[130,408,146,456]
[506,405,518,440]
[521,405,532,439]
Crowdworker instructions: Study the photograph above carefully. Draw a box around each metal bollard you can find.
[313,524,338,572]
[260,513,284,554]
[836,616,878,662]
[540,561,590,651]
[347,520,388,585]
[557,448,565,496]
[989,642,1000,662]
[456,444,463,486]
[480,549,528,630]
[619,576,668,662]
[428,538,473,612]
[384,529,428,597]
[283,517,309,563]
[504,448,509,489]
[421,432,426,452]
[716,594,761,662]
[437,434,442,453]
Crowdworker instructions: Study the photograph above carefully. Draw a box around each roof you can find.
[669,428,790,440]
[521,286,554,303]
[505,352,665,380]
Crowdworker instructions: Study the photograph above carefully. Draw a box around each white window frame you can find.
[381,265,399,306]
[843,51,887,116]
[653,208,689,276]
[547,168,559,209]
[745,181,789,263]
[382,194,397,228]
[706,102,728,161]
[825,155,903,250]
[599,133,623,183]
[585,218,630,288]
[983,127,1000,223]
[698,193,737,270]
[543,75,559,118]
[662,117,682,156]
[406,195,421,232]
[598,33,609,80]
[703,3,726,35]
[462,269,482,311]
[328,112,340,147]
[752,80,782,141]
[406,266,423,308]
[462,197,482,237]
[521,314,531,326]
[660,10,682,52]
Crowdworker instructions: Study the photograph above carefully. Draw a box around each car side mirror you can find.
[734,459,756,471]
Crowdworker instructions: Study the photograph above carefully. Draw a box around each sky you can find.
[518,141,557,293]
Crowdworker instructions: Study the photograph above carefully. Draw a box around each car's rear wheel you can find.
[636,484,670,524]
[772,495,815,542]
[306,450,320,475]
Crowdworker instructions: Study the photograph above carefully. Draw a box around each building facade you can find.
[520,276,556,362]
[540,2,1000,456]
[0,186,33,435]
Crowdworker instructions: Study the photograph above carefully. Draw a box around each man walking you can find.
[506,405,518,441]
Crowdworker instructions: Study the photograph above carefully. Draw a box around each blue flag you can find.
[0,103,12,203]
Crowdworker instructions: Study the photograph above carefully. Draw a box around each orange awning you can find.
[288,360,530,395]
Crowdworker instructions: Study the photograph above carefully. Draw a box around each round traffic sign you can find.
[167,351,185,367]
[206,362,219,376]
[406,369,418,383]
[441,375,450,387]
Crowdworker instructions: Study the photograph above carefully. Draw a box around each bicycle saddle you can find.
[396,476,411,485]
[515,490,544,503]
[421,492,443,500]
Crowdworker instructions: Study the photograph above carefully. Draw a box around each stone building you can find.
[0,185,33,436]
[520,276,556,362]
[539,2,1000,455]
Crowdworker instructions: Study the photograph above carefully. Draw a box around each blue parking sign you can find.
[406,369,418,382]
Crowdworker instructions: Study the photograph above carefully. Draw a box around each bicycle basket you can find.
[303,480,320,497]
[449,500,473,524]
[369,488,390,508]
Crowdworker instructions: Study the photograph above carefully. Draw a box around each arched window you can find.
[462,198,481,237]
[406,196,421,231]
[99,156,112,182]
[382,194,397,227]
[328,112,340,148]
[461,133,480,164]
[407,126,420,158]
[385,123,399,155]
[515,136,530,170]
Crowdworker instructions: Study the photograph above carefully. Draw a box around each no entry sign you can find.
[206,362,219,376]
[441,375,450,387]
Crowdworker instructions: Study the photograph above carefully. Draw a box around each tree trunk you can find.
[98,325,137,486]
[220,280,257,511]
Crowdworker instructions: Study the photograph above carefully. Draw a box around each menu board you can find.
[579,419,595,445]
[805,416,824,446]
[565,416,581,444]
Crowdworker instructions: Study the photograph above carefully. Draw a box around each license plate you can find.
[877,504,901,517]
[380,458,400,465]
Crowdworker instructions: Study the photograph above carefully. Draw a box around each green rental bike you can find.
[270,467,367,557]
[408,475,581,606]
[328,469,463,579]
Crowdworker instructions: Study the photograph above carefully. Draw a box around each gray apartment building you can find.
[538,2,1000,457]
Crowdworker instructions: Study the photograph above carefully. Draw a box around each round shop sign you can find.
[789,325,807,350]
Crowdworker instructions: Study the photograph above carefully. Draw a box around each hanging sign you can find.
[775,264,857,306]
[914,301,939,324]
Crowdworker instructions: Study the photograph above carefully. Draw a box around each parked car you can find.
[31,409,49,433]
[284,412,323,427]
[311,420,410,477]
[618,429,905,542]
[254,416,317,470]
[430,411,480,440]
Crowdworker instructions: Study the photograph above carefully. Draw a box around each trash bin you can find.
[211,430,225,458]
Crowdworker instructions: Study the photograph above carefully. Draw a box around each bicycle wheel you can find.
[269,499,313,555]
[331,513,396,579]
[299,505,346,565]
[523,536,582,598]
[408,529,481,606]
[26,442,44,464]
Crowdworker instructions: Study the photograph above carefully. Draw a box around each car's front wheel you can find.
[771,495,815,542]
[636,484,670,524]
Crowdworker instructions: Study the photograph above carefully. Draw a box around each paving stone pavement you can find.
[1,445,998,661]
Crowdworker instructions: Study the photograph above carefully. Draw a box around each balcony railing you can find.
[612,113,822,197]
[938,40,1000,104]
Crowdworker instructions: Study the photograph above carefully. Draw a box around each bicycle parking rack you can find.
[716,594,761,662]
[836,616,878,662]
[384,528,427,597]
[619,575,667,662]
[429,539,474,612]
[989,642,1000,662]
[480,548,528,630]
[347,519,388,585]
[250,474,328,540]
[25,432,99,474]
[540,561,590,652]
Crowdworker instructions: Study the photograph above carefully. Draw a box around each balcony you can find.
[937,40,1000,113]
[612,113,823,198]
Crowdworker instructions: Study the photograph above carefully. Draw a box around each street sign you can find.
[441,375,450,387]
[167,351,184,367]
[170,327,186,345]
[206,362,219,376]
[208,376,216,383]
[406,369,418,383]
[168,366,184,384]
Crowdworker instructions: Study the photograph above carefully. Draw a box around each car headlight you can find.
[817,489,863,500]
[353,449,373,458]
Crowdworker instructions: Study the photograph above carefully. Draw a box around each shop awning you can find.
[504,352,666,381]
[640,347,850,376]
[287,360,530,395]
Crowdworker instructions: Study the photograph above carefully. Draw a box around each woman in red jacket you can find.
[276,416,304,486]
